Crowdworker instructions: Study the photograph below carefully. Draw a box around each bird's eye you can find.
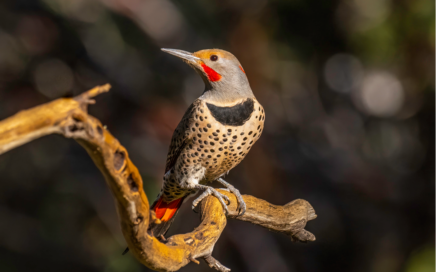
[210,55,218,61]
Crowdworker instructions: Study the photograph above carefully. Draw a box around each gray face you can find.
[161,48,255,105]
[202,58,254,103]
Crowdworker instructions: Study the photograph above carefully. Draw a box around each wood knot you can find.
[127,174,139,192]
[113,150,126,171]
[65,114,87,136]
[195,232,204,240]
[97,125,103,136]
[135,215,143,224]
[68,124,80,132]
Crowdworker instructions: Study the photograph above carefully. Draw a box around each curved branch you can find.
[0,85,316,272]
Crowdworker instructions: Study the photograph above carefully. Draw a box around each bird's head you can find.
[162,48,254,104]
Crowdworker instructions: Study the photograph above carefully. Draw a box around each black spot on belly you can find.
[206,98,254,126]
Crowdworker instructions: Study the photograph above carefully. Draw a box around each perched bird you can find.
[150,48,265,238]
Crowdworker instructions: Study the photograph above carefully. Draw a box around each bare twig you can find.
[0,85,316,271]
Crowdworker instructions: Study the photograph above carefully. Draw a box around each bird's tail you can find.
[149,195,185,238]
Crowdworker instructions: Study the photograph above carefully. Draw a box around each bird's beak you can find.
[161,48,201,63]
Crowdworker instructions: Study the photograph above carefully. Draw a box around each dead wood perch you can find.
[0,85,317,272]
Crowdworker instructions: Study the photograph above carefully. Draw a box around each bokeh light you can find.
[356,71,404,117]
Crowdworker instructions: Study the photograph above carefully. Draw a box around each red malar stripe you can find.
[239,65,245,73]
[201,63,222,82]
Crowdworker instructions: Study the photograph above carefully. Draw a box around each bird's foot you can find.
[192,185,230,214]
[217,178,246,216]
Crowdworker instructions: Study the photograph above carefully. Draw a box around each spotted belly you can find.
[177,99,265,183]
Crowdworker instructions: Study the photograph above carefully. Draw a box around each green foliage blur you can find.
[0,0,434,272]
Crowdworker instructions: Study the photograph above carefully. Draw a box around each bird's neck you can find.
[199,82,255,106]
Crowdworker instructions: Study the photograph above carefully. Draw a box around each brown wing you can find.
[164,100,201,173]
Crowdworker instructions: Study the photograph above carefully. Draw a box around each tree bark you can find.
[0,85,316,272]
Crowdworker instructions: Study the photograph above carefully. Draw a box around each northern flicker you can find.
[150,48,265,238]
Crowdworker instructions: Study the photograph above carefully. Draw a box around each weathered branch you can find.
[0,85,316,272]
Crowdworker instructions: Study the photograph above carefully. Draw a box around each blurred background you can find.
[0,0,434,271]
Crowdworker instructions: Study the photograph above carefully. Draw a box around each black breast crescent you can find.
[206,98,254,126]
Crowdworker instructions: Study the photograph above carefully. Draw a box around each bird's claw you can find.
[192,186,230,214]
[230,188,246,216]
[236,196,246,216]
[221,193,231,205]
[217,178,246,216]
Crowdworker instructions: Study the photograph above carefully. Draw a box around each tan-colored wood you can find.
[0,85,316,272]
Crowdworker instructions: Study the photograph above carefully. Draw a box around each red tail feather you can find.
[154,196,183,222]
